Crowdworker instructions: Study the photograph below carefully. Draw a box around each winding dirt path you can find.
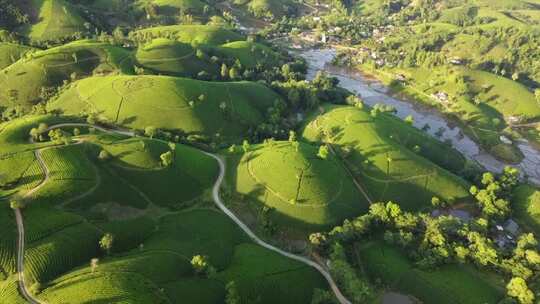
[14,123,351,304]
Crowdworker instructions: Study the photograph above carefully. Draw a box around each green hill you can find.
[131,24,244,46]
[17,0,90,42]
[29,209,326,303]
[137,0,208,15]
[234,0,297,19]
[0,43,35,69]
[512,185,540,235]
[0,40,135,109]
[301,104,471,210]
[135,38,281,77]
[47,75,281,140]
[135,38,217,76]
[226,141,368,229]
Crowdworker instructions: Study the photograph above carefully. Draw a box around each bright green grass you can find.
[29,143,97,205]
[100,137,169,170]
[135,38,216,76]
[512,185,540,235]
[463,68,540,120]
[25,221,101,283]
[0,151,38,191]
[23,206,84,243]
[301,104,470,210]
[0,40,135,108]
[0,43,34,69]
[217,243,327,304]
[48,75,281,140]
[38,271,168,303]
[227,141,368,229]
[0,275,26,304]
[96,217,156,253]
[0,202,16,276]
[110,142,218,207]
[163,278,225,304]
[238,0,296,18]
[142,209,248,269]
[359,240,504,304]
[34,208,325,303]
[217,40,281,69]
[138,0,207,15]
[0,115,73,157]
[133,25,244,45]
[18,0,88,42]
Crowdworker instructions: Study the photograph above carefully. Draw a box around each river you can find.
[300,48,540,185]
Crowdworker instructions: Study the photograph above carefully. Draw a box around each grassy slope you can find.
[0,40,135,109]
[48,75,281,140]
[36,209,325,303]
[137,0,207,15]
[301,104,470,210]
[359,240,504,304]
[226,141,368,229]
[133,25,244,45]
[135,38,217,76]
[0,43,35,70]
[18,0,88,42]
[512,185,540,235]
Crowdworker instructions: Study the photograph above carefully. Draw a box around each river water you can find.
[300,48,540,185]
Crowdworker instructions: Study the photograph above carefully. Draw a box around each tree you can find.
[191,255,214,276]
[90,258,99,273]
[405,115,414,125]
[507,277,534,304]
[309,232,328,249]
[221,63,229,79]
[99,233,114,255]
[160,151,173,167]
[10,200,24,210]
[288,130,296,142]
[229,67,240,80]
[225,281,241,304]
[144,126,157,139]
[242,140,250,153]
[317,145,329,160]
[98,150,111,161]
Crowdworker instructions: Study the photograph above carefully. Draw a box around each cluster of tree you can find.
[0,0,28,30]
[310,167,539,303]
[470,167,519,219]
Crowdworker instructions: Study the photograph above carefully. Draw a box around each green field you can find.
[32,209,326,303]
[136,38,217,76]
[512,185,540,235]
[132,25,244,46]
[301,104,471,210]
[137,0,208,15]
[17,0,89,42]
[358,241,504,304]
[0,40,135,109]
[226,141,368,229]
[48,75,282,140]
[0,43,34,69]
